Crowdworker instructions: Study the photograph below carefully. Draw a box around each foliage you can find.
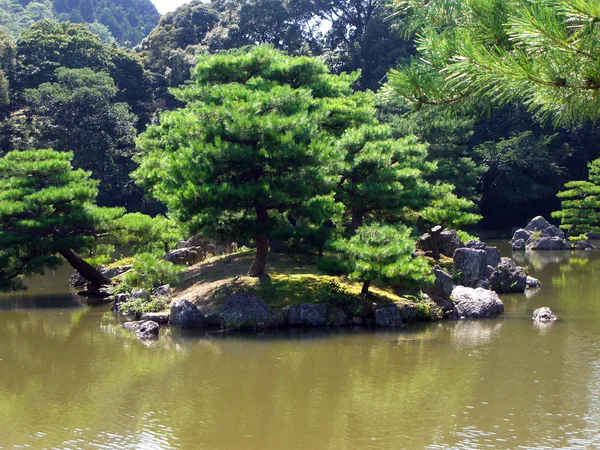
[118,213,183,254]
[387,0,600,125]
[552,158,600,237]
[334,223,432,295]
[113,252,183,294]
[0,0,159,46]
[118,296,168,316]
[135,45,363,276]
[316,254,353,276]
[19,67,139,208]
[0,149,123,291]
[316,280,361,306]
[0,30,15,108]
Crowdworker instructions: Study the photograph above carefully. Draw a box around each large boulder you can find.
[484,247,501,268]
[219,293,284,329]
[586,232,600,240]
[453,248,487,287]
[140,312,170,324]
[417,229,464,257]
[433,266,455,298]
[526,236,565,250]
[489,257,528,293]
[169,298,220,329]
[136,321,160,340]
[166,247,204,266]
[525,216,552,232]
[284,304,352,327]
[101,265,133,279]
[574,240,593,250]
[374,302,419,327]
[512,239,526,251]
[532,307,557,323]
[450,286,504,319]
[130,289,150,301]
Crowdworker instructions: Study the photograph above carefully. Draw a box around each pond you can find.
[1,243,600,449]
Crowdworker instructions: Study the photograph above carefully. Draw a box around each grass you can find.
[171,250,414,312]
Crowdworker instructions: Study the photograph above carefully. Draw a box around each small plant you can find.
[530,229,543,241]
[119,296,168,317]
[113,252,183,294]
[317,281,361,306]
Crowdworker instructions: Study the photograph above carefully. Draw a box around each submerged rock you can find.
[219,293,284,329]
[140,312,169,324]
[451,286,504,319]
[526,276,541,289]
[135,321,160,340]
[532,307,557,323]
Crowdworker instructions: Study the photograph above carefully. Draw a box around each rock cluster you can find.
[416,229,464,257]
[510,216,568,251]
[532,307,557,323]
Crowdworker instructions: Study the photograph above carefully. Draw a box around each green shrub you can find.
[316,255,352,276]
[113,252,183,294]
[119,297,168,317]
[317,281,360,306]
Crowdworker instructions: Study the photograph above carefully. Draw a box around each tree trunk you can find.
[248,203,270,277]
[351,209,364,233]
[361,279,371,296]
[59,248,111,288]
[430,230,441,260]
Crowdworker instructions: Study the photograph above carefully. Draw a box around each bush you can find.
[119,297,168,317]
[113,252,183,294]
[316,255,352,276]
[317,281,360,306]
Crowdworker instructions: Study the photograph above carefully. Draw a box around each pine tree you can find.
[135,45,356,277]
[0,149,124,291]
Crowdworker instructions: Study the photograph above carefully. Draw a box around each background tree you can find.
[135,45,355,277]
[0,30,15,110]
[0,149,124,292]
[552,159,600,239]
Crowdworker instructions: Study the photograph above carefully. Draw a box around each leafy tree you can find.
[0,30,15,109]
[118,213,183,254]
[334,223,431,295]
[20,67,139,208]
[135,45,360,277]
[388,0,600,125]
[552,159,600,239]
[0,149,124,292]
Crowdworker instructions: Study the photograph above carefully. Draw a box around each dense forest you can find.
[2,0,600,294]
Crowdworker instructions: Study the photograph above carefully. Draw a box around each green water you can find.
[2,244,600,449]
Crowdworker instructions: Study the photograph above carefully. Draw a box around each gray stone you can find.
[154,284,170,297]
[427,294,459,320]
[69,270,87,287]
[100,265,133,279]
[489,257,528,293]
[135,321,160,340]
[527,236,565,250]
[374,302,419,327]
[532,307,557,323]
[451,286,504,319]
[140,312,170,324]
[416,229,464,257]
[465,240,486,249]
[170,298,220,329]
[525,216,552,232]
[512,239,526,251]
[574,240,593,250]
[433,266,455,297]
[130,289,150,301]
[586,232,600,240]
[284,303,351,327]
[541,225,565,239]
[511,229,532,244]
[219,293,284,329]
[111,293,131,312]
[166,247,204,265]
[526,276,541,288]
[476,279,490,289]
[122,321,143,330]
[484,265,495,278]
[484,246,501,268]
[453,248,487,287]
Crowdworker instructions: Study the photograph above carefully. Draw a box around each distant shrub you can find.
[113,252,183,294]
[317,281,360,306]
[316,255,351,276]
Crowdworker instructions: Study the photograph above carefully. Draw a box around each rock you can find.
[526,276,541,288]
[374,302,419,327]
[284,303,351,327]
[135,321,160,340]
[484,246,501,268]
[166,247,204,265]
[465,240,486,249]
[476,279,490,289]
[525,216,552,231]
[450,286,504,319]
[512,239,526,251]
[433,266,455,298]
[130,289,150,301]
[111,293,130,312]
[100,265,133,279]
[527,236,565,250]
[453,248,487,287]
[69,270,87,287]
[489,257,528,293]
[122,321,143,330]
[154,284,170,297]
[427,294,459,320]
[140,312,170,324]
[511,228,532,244]
[169,298,220,329]
[574,240,593,250]
[540,225,565,239]
[219,293,284,329]
[484,265,495,278]
[586,232,600,240]
[532,307,557,323]
[416,229,464,257]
